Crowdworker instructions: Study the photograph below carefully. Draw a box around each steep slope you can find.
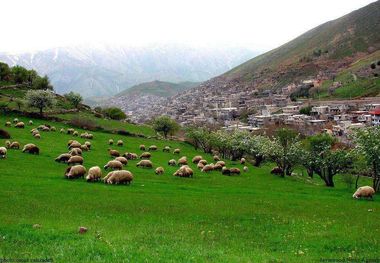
[0,44,257,98]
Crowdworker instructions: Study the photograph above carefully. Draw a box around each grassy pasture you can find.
[0,115,379,262]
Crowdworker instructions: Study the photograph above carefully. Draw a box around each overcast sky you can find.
[0,0,376,53]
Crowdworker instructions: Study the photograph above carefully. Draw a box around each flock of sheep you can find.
[0,117,377,199]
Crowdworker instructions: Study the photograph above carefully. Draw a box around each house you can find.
[369,108,380,126]
[282,105,300,114]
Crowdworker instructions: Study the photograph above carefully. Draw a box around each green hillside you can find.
[116,80,199,97]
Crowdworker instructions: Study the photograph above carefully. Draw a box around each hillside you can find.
[116,80,199,97]
[0,44,257,98]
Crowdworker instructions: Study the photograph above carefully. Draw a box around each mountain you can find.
[0,44,257,98]
[116,80,199,97]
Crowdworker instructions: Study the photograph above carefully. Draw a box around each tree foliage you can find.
[152,115,180,139]
[25,90,56,115]
[64,91,83,108]
[102,107,127,120]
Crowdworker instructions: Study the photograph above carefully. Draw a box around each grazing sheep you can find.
[197,162,205,169]
[173,165,193,178]
[28,120,33,125]
[163,146,170,152]
[149,145,157,151]
[243,166,248,172]
[34,133,41,139]
[192,155,203,164]
[9,141,20,149]
[0,147,7,158]
[139,152,152,159]
[50,126,56,132]
[213,155,220,162]
[108,139,114,145]
[117,140,123,146]
[13,118,19,124]
[104,160,123,170]
[5,121,11,127]
[55,153,72,163]
[199,159,208,166]
[271,167,283,175]
[65,165,86,179]
[67,140,79,146]
[215,161,225,167]
[67,155,84,165]
[42,126,50,132]
[80,132,88,138]
[115,156,128,165]
[168,159,177,166]
[173,148,180,154]
[202,164,214,173]
[155,167,164,175]
[73,131,79,137]
[139,144,146,151]
[213,163,223,170]
[15,122,25,128]
[222,167,231,176]
[240,158,246,165]
[178,156,188,166]
[67,128,75,134]
[86,166,102,182]
[84,141,91,149]
[5,140,11,148]
[68,141,81,149]
[32,129,39,136]
[123,152,137,160]
[136,160,153,168]
[108,149,120,158]
[22,144,39,155]
[230,168,241,175]
[69,148,82,156]
[353,186,375,200]
[86,134,93,139]
[80,144,89,151]
[60,128,65,133]
[104,170,133,185]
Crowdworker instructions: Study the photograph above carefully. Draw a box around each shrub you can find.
[69,117,97,131]
[102,107,126,120]
[0,129,11,139]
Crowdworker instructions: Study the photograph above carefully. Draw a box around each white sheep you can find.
[0,147,7,158]
[353,186,375,200]
[86,166,102,182]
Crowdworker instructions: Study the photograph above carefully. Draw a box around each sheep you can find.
[60,128,65,133]
[271,167,283,175]
[86,134,93,139]
[73,131,79,137]
[67,128,74,134]
[136,160,153,168]
[222,167,231,176]
[243,166,249,172]
[86,166,102,182]
[117,140,124,146]
[68,141,81,149]
[80,144,89,151]
[14,122,25,128]
[55,153,72,163]
[37,125,46,130]
[104,170,133,185]
[213,155,220,162]
[5,140,11,148]
[34,133,41,139]
[240,158,246,165]
[215,161,225,167]
[9,141,20,149]
[155,167,164,175]
[104,160,123,170]
[108,149,120,158]
[197,162,205,169]
[139,144,146,151]
[192,155,203,164]
[213,163,223,170]
[80,132,88,138]
[178,156,188,166]
[0,147,7,158]
[28,120,33,125]
[163,146,170,152]
[123,152,137,160]
[67,155,84,165]
[115,156,128,165]
[84,141,91,149]
[353,186,375,200]
[149,145,157,151]
[50,126,56,132]
[173,148,180,154]
[22,144,39,155]
[13,118,19,124]
[198,159,208,166]
[173,165,193,178]
[168,159,177,166]
[42,126,50,132]
[65,165,86,179]
[202,164,214,173]
[69,148,82,156]
[230,168,241,175]
[139,152,152,159]
[5,121,11,127]
[67,140,78,146]
[108,139,114,145]
[32,129,39,136]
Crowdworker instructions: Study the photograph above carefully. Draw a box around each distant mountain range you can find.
[0,44,257,98]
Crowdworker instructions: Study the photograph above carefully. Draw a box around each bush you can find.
[102,107,126,120]
[0,129,11,139]
[69,117,98,131]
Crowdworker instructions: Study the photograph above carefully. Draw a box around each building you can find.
[370,108,380,126]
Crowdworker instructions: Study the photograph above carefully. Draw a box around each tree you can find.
[352,127,380,191]
[14,99,24,110]
[25,90,56,116]
[32,75,53,90]
[27,70,38,87]
[299,106,312,115]
[185,126,214,153]
[0,62,11,81]
[11,65,29,84]
[152,115,180,139]
[64,92,83,109]
[102,107,126,120]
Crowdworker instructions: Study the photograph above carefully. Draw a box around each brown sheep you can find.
[136,160,153,168]
[213,155,220,162]
[139,152,152,159]
[86,166,102,182]
[115,156,128,165]
[9,141,20,149]
[65,165,86,179]
[353,186,375,200]
[104,170,133,185]
[22,144,39,155]
[155,167,164,175]
[104,160,123,170]
[230,168,241,175]
[55,153,72,163]
[197,162,205,169]
[69,148,82,156]
[168,159,177,166]
[240,158,246,165]
[149,145,157,151]
[173,165,193,178]
[0,147,7,158]
[202,164,214,173]
[192,155,203,164]
[67,155,84,165]
[163,146,170,152]
[173,148,180,154]
[117,140,123,146]
[15,122,25,128]
[108,149,120,158]
[139,145,146,151]
[178,156,188,166]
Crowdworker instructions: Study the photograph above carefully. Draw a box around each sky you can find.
[0,0,376,53]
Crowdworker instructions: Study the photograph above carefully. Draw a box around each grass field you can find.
[0,114,379,262]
